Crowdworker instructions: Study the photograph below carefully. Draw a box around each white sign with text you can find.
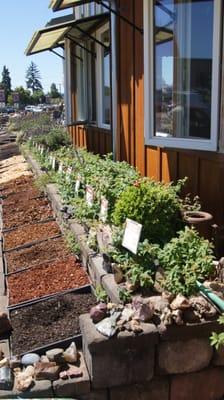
[122,218,142,254]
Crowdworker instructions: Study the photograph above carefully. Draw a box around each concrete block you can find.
[53,352,90,398]
[170,367,224,400]
[110,378,169,400]
[158,338,213,374]
[102,274,120,304]
[69,221,86,238]
[80,314,158,389]
[88,255,107,287]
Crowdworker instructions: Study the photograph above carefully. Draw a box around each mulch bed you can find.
[8,256,90,305]
[2,203,54,230]
[6,237,71,274]
[10,292,96,355]
[0,175,34,195]
[3,187,42,204]
[3,220,61,250]
[3,197,50,215]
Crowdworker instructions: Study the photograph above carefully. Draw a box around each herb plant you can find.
[158,227,215,296]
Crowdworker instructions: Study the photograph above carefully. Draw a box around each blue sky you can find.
[0,1,70,93]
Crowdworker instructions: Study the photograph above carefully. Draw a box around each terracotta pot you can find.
[183,210,213,239]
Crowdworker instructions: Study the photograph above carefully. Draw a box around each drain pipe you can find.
[110,0,118,160]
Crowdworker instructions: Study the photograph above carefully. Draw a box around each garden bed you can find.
[8,256,90,305]
[3,220,61,250]
[0,174,34,195]
[5,236,71,274]
[2,186,42,204]
[2,203,54,230]
[10,291,96,355]
[2,196,50,215]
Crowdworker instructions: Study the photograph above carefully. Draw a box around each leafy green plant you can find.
[112,178,185,244]
[119,288,132,304]
[158,227,215,296]
[64,231,80,256]
[95,285,109,303]
[211,315,224,349]
[34,173,56,191]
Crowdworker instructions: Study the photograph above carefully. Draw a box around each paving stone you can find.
[53,352,90,398]
[88,255,107,287]
[158,338,213,374]
[80,314,158,389]
[170,367,224,400]
[110,378,169,400]
[14,379,53,398]
[101,274,120,304]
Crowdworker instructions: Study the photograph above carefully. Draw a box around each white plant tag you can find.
[99,196,108,223]
[75,175,81,194]
[58,162,63,173]
[52,157,56,170]
[40,146,44,155]
[86,185,94,207]
[122,218,142,254]
[66,167,73,182]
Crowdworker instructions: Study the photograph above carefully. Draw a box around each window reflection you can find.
[101,29,111,125]
[154,0,214,139]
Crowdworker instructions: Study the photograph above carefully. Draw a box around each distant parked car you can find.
[25,105,35,112]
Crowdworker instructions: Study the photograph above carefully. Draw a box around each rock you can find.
[0,367,13,390]
[112,264,124,284]
[161,307,173,326]
[90,303,108,324]
[40,355,49,363]
[132,297,154,322]
[46,348,64,363]
[21,353,40,366]
[95,316,118,337]
[9,356,21,369]
[0,313,12,335]
[171,309,183,325]
[63,342,78,363]
[162,291,175,303]
[129,320,143,334]
[14,366,34,392]
[189,296,217,319]
[59,365,83,380]
[148,296,169,313]
[34,362,61,381]
[0,358,9,368]
[170,294,190,310]
[120,307,134,322]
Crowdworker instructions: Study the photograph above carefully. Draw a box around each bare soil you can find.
[3,203,54,230]
[0,175,34,195]
[4,220,61,250]
[3,187,41,204]
[10,292,96,355]
[8,256,90,305]
[6,237,71,273]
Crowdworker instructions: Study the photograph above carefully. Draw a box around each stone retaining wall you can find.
[25,152,224,400]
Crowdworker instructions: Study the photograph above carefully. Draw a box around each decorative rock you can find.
[90,303,108,324]
[59,365,83,380]
[148,296,169,313]
[21,353,40,366]
[112,264,124,284]
[14,366,34,392]
[129,319,143,333]
[0,358,9,368]
[132,297,154,322]
[34,361,61,381]
[189,296,217,319]
[95,312,121,338]
[46,348,64,363]
[63,342,78,363]
[0,313,12,335]
[160,307,173,326]
[171,309,183,325]
[9,356,21,369]
[170,294,190,310]
[40,355,49,363]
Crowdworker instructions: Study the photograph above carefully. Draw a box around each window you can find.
[75,46,87,121]
[144,0,221,151]
[87,41,97,123]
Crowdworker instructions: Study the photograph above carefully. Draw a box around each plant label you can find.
[86,185,94,207]
[40,146,44,155]
[99,197,108,223]
[59,162,63,173]
[66,167,73,181]
[52,157,56,170]
[75,175,81,194]
[122,218,142,254]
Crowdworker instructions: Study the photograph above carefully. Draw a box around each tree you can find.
[49,83,61,99]
[1,66,11,102]
[13,86,32,106]
[26,62,43,94]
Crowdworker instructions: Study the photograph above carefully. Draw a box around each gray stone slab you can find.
[101,274,120,304]
[80,314,158,389]
[88,255,107,287]
[69,221,86,238]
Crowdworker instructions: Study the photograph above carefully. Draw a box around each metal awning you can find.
[25,12,109,56]
[49,0,91,12]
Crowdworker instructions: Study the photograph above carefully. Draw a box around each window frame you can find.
[96,23,111,130]
[143,0,222,151]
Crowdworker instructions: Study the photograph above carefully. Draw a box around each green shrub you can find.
[158,227,215,296]
[112,178,184,244]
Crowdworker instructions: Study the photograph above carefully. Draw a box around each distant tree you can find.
[26,62,43,94]
[31,89,46,105]
[49,83,61,99]
[13,86,32,106]
[1,66,12,102]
